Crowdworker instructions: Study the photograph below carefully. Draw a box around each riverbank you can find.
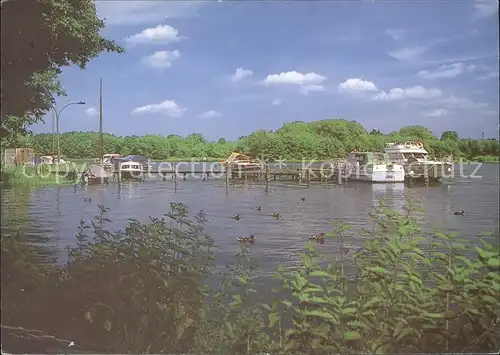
[0,165,74,186]
[1,197,498,354]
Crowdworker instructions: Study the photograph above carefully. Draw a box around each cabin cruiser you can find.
[345,151,406,183]
[384,141,453,181]
[111,155,150,180]
[219,152,262,171]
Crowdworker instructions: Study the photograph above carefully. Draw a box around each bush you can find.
[1,197,499,353]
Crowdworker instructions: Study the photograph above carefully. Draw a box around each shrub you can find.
[1,197,499,353]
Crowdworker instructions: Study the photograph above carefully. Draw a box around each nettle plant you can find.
[214,194,499,354]
[58,203,216,353]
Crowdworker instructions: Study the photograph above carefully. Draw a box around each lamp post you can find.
[55,101,86,161]
[54,101,85,183]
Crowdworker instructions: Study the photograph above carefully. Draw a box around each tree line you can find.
[17,120,500,161]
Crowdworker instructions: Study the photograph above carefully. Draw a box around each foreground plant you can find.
[1,197,498,353]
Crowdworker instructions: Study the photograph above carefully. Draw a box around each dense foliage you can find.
[0,0,122,147]
[20,120,500,161]
[2,198,499,353]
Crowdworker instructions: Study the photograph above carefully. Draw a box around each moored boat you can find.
[345,151,405,183]
[384,141,453,181]
[219,152,262,171]
[112,155,149,180]
[81,164,111,185]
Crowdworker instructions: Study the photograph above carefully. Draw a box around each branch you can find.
[1,324,75,347]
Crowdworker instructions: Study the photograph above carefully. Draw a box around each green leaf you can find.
[366,266,392,276]
[343,331,361,340]
[309,270,331,278]
[482,295,498,304]
[341,307,357,315]
[487,258,500,267]
[268,312,279,328]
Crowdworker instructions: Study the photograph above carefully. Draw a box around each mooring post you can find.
[306,168,311,185]
[337,163,343,185]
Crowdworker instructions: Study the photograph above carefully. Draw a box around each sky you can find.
[31,0,500,141]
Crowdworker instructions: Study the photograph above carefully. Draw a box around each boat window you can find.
[413,153,427,159]
[373,153,385,161]
[122,164,129,169]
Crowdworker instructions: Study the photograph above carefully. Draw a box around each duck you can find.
[231,214,241,221]
[300,197,306,202]
[83,197,91,203]
[454,210,465,216]
[309,233,325,241]
[254,206,262,212]
[237,235,256,243]
[271,212,280,220]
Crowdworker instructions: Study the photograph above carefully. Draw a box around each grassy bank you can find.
[0,165,75,186]
[1,197,498,353]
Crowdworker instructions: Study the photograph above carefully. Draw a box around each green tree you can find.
[440,131,459,141]
[1,0,123,145]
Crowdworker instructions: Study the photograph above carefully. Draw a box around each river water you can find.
[1,163,499,278]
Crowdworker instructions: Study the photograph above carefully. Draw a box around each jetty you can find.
[147,164,347,185]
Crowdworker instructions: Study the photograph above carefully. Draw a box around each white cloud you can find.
[124,25,182,45]
[426,108,448,117]
[473,0,498,19]
[338,78,378,94]
[96,2,203,26]
[131,100,186,117]
[262,71,327,86]
[85,107,98,117]
[271,99,282,106]
[198,110,222,119]
[141,50,180,68]
[231,68,253,82]
[388,46,427,60]
[373,86,442,101]
[418,62,465,79]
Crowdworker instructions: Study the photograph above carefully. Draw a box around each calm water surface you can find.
[1,163,499,278]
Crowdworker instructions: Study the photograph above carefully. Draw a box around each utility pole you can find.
[99,78,104,164]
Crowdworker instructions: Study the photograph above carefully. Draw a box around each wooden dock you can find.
[148,166,347,185]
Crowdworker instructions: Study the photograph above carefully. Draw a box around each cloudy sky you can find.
[31,0,499,140]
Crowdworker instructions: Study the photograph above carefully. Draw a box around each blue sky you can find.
[31,0,499,140]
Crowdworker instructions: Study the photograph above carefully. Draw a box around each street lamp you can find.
[55,100,86,161]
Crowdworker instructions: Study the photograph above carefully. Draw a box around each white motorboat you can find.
[384,141,453,181]
[345,151,406,183]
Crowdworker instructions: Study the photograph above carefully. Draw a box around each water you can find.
[1,163,499,277]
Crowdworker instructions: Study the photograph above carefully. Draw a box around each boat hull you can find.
[403,162,453,181]
[83,176,109,185]
[346,164,406,183]
[119,170,144,180]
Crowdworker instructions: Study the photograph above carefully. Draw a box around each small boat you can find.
[384,141,453,181]
[81,164,111,185]
[219,152,262,171]
[112,155,149,180]
[40,155,66,164]
[345,151,405,183]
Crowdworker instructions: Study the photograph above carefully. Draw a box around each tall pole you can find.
[54,100,86,182]
[52,110,56,156]
[99,78,104,164]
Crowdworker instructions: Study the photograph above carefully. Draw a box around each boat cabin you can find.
[347,152,388,167]
[384,141,430,163]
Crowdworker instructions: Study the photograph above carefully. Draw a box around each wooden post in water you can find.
[337,163,343,185]
[265,163,269,192]
[306,168,311,185]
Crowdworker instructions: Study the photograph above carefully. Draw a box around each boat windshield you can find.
[403,153,428,160]
[373,153,386,162]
